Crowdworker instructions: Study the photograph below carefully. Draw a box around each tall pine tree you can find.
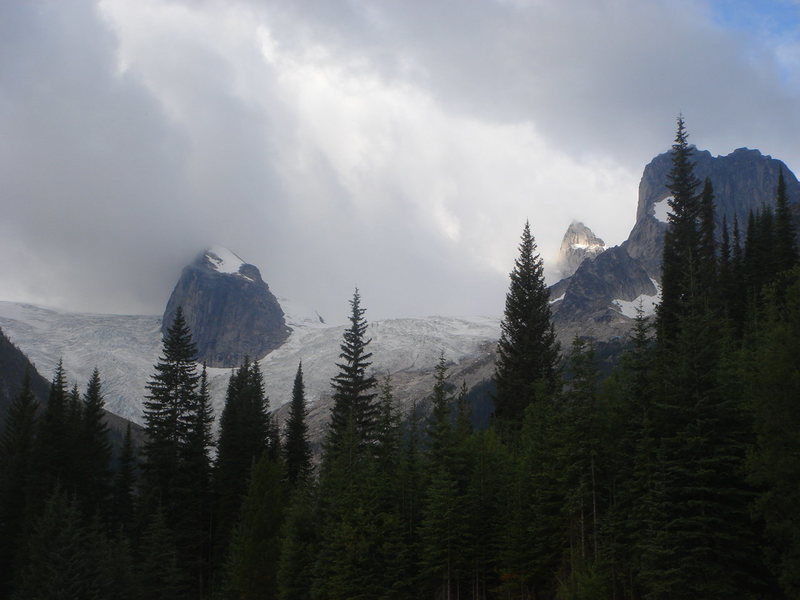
[493,221,559,435]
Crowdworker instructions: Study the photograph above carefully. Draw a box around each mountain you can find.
[163,246,289,368]
[557,221,606,278]
[0,324,139,445]
[0,327,50,428]
[550,147,800,341]
[0,300,500,438]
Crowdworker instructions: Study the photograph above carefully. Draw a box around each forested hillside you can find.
[2,119,800,599]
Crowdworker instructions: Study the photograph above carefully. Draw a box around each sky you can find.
[1,0,799,321]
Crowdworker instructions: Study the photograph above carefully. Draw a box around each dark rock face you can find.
[162,249,289,368]
[625,147,800,280]
[557,221,606,278]
[550,146,799,343]
[551,246,656,342]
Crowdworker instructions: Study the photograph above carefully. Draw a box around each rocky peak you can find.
[626,147,800,278]
[557,221,606,278]
[162,247,290,368]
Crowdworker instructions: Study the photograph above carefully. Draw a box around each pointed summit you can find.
[557,221,606,278]
[162,247,290,368]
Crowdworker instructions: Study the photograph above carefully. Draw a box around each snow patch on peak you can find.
[205,246,245,274]
[611,279,661,318]
[652,197,673,224]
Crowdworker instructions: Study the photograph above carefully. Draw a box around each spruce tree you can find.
[774,168,797,273]
[493,221,559,434]
[213,358,271,583]
[80,368,112,516]
[174,363,214,598]
[141,307,199,515]
[222,456,285,600]
[0,372,38,596]
[326,288,378,456]
[656,115,702,343]
[284,363,311,488]
[112,423,137,534]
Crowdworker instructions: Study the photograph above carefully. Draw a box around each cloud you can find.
[0,0,798,321]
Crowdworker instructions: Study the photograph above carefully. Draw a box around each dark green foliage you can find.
[14,486,132,600]
[33,361,71,495]
[748,268,800,596]
[174,363,215,598]
[657,116,702,343]
[79,368,112,516]
[112,423,137,533]
[223,456,285,600]
[136,506,182,600]
[327,288,378,456]
[774,168,798,272]
[284,362,312,488]
[0,372,38,596]
[493,221,559,434]
[141,307,200,513]
[278,483,318,600]
[213,358,271,580]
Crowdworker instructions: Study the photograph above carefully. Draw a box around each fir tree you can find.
[277,483,318,600]
[493,221,559,435]
[79,368,112,516]
[112,423,137,534]
[0,371,38,596]
[427,352,454,470]
[774,168,798,273]
[223,456,285,600]
[284,363,311,488]
[140,307,200,514]
[213,358,271,583]
[174,363,214,598]
[326,288,378,457]
[136,505,182,600]
[657,115,702,343]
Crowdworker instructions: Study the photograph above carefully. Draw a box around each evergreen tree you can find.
[748,267,800,596]
[277,483,318,600]
[33,360,70,496]
[213,358,271,583]
[223,456,285,600]
[427,352,454,470]
[112,423,137,534]
[698,178,717,291]
[283,363,311,488]
[0,372,38,596]
[493,221,559,435]
[13,486,126,600]
[327,288,378,455]
[657,115,702,343]
[140,307,199,514]
[174,363,215,598]
[136,505,182,600]
[79,368,112,516]
[774,168,798,273]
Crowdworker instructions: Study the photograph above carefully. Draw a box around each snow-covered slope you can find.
[0,301,500,429]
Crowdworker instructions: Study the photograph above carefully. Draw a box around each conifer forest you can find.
[3,119,800,600]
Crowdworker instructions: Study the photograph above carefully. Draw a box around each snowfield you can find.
[0,301,500,427]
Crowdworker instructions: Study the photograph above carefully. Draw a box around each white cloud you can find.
[0,0,798,320]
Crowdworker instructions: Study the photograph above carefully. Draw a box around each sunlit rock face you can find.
[162,247,289,368]
[557,221,606,279]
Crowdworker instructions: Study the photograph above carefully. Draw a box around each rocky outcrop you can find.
[550,146,800,343]
[551,246,656,342]
[557,221,606,278]
[624,147,800,280]
[163,247,289,368]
